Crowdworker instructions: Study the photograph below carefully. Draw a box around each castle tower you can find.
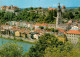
[11,5,13,9]
[56,3,62,28]
[62,5,66,12]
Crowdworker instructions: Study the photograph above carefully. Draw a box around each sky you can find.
[0,0,80,8]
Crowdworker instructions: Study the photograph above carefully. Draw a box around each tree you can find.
[44,39,80,57]
[0,43,23,57]
[53,9,57,17]
[30,7,33,10]
[76,38,80,48]
[78,7,80,11]
[39,26,44,29]
[27,33,63,57]
[50,28,54,32]
[39,7,42,9]
[45,10,55,23]
[68,12,74,19]
[44,41,73,57]
[75,11,79,14]
[34,8,38,10]
[24,8,29,11]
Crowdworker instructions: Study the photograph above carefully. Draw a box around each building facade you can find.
[1,5,20,14]
[66,26,80,44]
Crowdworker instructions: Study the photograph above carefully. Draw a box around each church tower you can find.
[56,3,62,28]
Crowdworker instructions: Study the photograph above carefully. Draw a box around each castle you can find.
[1,5,20,15]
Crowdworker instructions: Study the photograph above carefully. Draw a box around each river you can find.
[0,38,34,53]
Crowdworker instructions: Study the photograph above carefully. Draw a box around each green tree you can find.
[62,11,74,19]
[78,7,80,11]
[27,33,63,57]
[30,7,33,10]
[45,10,55,23]
[39,26,44,29]
[34,8,38,10]
[44,41,73,57]
[39,7,42,9]
[50,28,54,32]
[75,11,79,14]
[0,43,23,57]
[53,9,57,17]
[68,12,74,19]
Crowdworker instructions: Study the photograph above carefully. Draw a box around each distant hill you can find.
[20,7,79,10]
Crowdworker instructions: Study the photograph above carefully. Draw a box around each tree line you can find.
[0,7,57,24]
[0,7,80,24]
[0,33,80,57]
[25,33,80,57]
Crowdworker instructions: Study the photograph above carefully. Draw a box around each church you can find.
[56,3,80,44]
[56,3,71,31]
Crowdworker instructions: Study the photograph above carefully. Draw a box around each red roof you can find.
[57,28,66,34]
[66,23,70,25]
[46,30,51,32]
[1,25,9,27]
[6,6,10,8]
[62,5,66,9]
[75,20,78,22]
[34,29,41,32]
[35,23,48,26]
[78,26,80,27]
[67,30,80,34]
[1,6,6,8]
[11,29,19,31]
[1,6,19,10]
[48,7,56,11]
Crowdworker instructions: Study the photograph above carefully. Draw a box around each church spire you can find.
[58,3,61,12]
[58,3,60,8]
[56,3,62,28]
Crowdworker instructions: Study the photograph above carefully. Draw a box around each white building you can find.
[1,5,20,13]
[33,34,40,40]
[66,26,80,44]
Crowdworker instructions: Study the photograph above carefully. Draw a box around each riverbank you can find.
[0,35,37,44]
[0,38,34,53]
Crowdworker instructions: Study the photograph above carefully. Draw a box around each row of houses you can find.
[1,22,71,43]
[6,21,56,29]
[2,21,71,43]
[0,21,56,40]
[2,20,80,44]
[0,25,39,39]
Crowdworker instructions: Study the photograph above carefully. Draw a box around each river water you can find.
[0,38,34,53]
